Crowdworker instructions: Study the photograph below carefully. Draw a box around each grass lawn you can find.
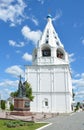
[0,119,48,130]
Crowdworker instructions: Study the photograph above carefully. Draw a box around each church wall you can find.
[38,94,51,112]
[25,64,72,113]
[54,72,65,92]
[30,94,50,112]
[40,73,51,92]
[30,94,37,112]
[66,94,72,112]
[28,73,38,92]
[30,93,72,113]
[36,57,69,66]
[55,94,66,112]
[67,72,72,93]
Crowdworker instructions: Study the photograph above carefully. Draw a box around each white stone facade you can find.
[25,14,72,113]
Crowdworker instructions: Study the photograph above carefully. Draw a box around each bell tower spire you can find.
[32,14,69,65]
[47,14,52,22]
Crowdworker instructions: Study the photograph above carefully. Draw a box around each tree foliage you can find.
[10,103,14,111]
[72,89,75,101]
[10,91,18,98]
[74,102,81,111]
[1,100,6,110]
[25,82,34,101]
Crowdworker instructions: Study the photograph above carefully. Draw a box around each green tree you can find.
[10,91,18,98]
[10,103,14,111]
[25,82,34,101]
[72,89,75,101]
[75,102,81,111]
[1,100,6,110]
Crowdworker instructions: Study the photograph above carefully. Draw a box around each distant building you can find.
[6,97,14,110]
[25,14,73,113]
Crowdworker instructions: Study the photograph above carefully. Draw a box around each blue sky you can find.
[0,0,84,102]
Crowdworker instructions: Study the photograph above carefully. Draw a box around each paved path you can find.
[0,110,84,130]
[41,112,84,130]
[0,111,53,121]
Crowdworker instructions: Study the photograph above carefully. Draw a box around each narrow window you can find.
[45,101,48,106]
[56,42,59,46]
[46,40,48,44]
[47,35,49,37]
[55,36,57,39]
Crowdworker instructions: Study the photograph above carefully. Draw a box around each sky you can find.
[0,0,84,102]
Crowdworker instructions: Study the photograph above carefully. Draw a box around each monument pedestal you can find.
[11,97,32,116]
[14,98,30,111]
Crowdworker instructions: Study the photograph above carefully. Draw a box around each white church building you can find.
[25,14,73,113]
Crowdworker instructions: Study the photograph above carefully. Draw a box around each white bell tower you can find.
[25,14,72,113]
[32,14,68,66]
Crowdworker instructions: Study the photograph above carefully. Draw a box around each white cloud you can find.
[74,73,81,78]
[37,0,44,4]
[5,65,24,77]
[21,25,42,45]
[31,16,39,26]
[80,37,84,46]
[52,9,62,21]
[0,0,26,26]
[72,72,84,101]
[0,65,25,99]
[76,91,84,96]
[72,73,84,88]
[73,79,84,88]
[0,79,18,99]
[16,50,21,54]
[73,22,84,28]
[0,79,18,88]
[75,90,84,101]
[9,40,25,47]
[9,40,16,46]
[22,52,32,61]
[81,73,84,78]
[6,54,10,59]
[69,53,76,63]
[81,39,84,45]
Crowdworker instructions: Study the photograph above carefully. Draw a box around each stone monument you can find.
[11,76,31,116]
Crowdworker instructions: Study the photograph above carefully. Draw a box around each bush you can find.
[19,122,26,126]
[6,122,16,128]
[5,120,27,128]
[10,104,14,111]
[1,100,6,110]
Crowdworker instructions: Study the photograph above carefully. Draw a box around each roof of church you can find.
[38,14,64,48]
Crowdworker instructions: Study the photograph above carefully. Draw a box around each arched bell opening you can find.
[56,48,65,60]
[41,45,51,57]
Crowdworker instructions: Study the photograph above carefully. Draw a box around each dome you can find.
[47,14,52,19]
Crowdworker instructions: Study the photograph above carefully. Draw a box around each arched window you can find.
[42,98,48,107]
[57,48,65,60]
[42,45,51,57]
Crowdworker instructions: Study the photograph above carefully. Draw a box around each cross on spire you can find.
[18,75,23,81]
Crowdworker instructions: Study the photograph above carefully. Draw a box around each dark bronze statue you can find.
[18,75,26,98]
